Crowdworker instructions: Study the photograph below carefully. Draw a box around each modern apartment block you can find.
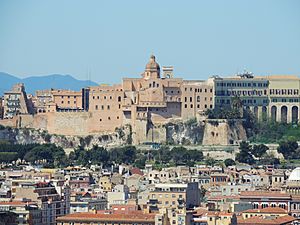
[3,83,33,119]
[147,182,200,211]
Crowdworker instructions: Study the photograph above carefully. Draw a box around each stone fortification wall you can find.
[202,119,247,145]
[0,112,247,146]
[46,112,91,136]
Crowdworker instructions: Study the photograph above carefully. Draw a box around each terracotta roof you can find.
[238,215,296,225]
[240,191,291,198]
[57,211,156,223]
[130,167,144,176]
[0,201,37,206]
[242,207,287,214]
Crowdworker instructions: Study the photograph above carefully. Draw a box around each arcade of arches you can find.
[249,104,299,123]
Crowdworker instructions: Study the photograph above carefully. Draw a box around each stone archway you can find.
[271,106,277,121]
[292,106,299,124]
[281,106,288,123]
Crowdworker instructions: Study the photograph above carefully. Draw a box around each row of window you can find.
[60,96,77,99]
[184,96,212,102]
[184,87,213,93]
[216,82,268,87]
[61,101,77,104]
[270,89,299,95]
[271,98,299,103]
[184,104,213,109]
[216,90,267,96]
[95,104,122,110]
[99,116,120,121]
[216,99,268,104]
[151,193,182,198]
[92,96,122,101]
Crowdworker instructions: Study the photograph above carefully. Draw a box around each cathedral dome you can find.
[145,55,160,72]
[288,167,300,181]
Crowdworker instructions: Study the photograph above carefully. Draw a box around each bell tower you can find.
[142,55,160,80]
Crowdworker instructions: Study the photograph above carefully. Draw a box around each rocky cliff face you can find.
[0,125,131,149]
[165,119,205,145]
[0,118,247,147]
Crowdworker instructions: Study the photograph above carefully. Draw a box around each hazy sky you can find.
[0,0,299,84]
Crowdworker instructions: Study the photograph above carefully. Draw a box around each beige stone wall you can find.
[46,112,91,135]
[202,119,246,145]
[52,90,83,109]
[181,81,214,120]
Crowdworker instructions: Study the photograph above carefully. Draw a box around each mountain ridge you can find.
[0,72,98,95]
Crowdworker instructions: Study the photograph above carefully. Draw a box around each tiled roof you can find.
[242,207,287,214]
[240,191,290,198]
[0,201,37,206]
[238,215,296,225]
[57,211,156,223]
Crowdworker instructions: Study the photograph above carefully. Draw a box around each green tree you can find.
[278,140,299,160]
[156,146,171,164]
[88,145,109,165]
[170,146,188,165]
[236,141,255,165]
[252,144,269,158]
[205,157,216,167]
[224,158,236,167]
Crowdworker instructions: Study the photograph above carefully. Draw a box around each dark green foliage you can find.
[126,125,133,145]
[185,117,197,127]
[235,141,255,165]
[252,144,269,158]
[88,145,109,165]
[170,146,203,166]
[24,144,67,167]
[277,140,299,160]
[0,143,39,159]
[0,142,67,167]
[242,108,257,134]
[259,156,280,166]
[249,122,300,143]
[205,157,216,167]
[0,152,18,162]
[205,108,241,119]
[224,158,236,167]
[156,146,172,164]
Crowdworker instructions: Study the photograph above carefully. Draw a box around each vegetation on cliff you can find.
[235,141,280,165]
[0,140,67,167]
[248,121,300,143]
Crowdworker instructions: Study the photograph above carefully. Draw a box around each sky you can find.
[0,0,299,84]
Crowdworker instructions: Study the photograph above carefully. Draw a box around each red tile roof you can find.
[242,207,287,214]
[57,211,156,223]
[238,215,296,225]
[240,191,291,198]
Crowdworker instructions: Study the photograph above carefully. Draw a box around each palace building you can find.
[0,55,299,142]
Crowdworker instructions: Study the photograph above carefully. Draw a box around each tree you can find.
[277,140,299,160]
[236,141,255,165]
[252,144,269,158]
[170,147,188,165]
[205,157,216,167]
[157,146,171,164]
[224,158,236,167]
[88,145,109,165]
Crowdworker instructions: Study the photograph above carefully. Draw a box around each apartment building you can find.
[148,182,200,211]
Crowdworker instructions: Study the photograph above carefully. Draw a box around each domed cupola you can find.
[143,55,160,79]
[288,167,300,182]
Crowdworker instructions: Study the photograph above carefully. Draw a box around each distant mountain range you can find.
[0,72,98,95]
